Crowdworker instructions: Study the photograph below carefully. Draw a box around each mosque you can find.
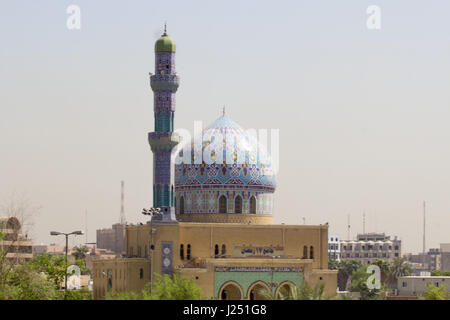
[92,28,337,300]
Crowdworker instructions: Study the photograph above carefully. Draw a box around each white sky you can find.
[1,0,450,253]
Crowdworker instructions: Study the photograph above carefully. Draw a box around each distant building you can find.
[33,243,65,256]
[0,216,33,261]
[398,276,450,297]
[405,248,441,274]
[96,223,126,255]
[340,233,401,264]
[328,235,341,261]
[440,243,450,271]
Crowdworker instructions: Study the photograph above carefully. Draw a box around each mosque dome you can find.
[174,115,276,224]
[155,32,176,52]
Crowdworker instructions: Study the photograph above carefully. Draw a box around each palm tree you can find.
[372,258,391,286]
[72,245,89,267]
[388,257,412,288]
[337,260,361,291]
[259,282,326,300]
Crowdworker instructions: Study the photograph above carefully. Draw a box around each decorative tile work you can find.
[174,115,276,216]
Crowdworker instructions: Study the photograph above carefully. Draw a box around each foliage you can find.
[105,290,141,300]
[337,260,361,291]
[371,258,391,286]
[388,257,412,288]
[328,257,339,270]
[349,265,387,300]
[423,283,449,300]
[259,282,326,300]
[1,263,58,300]
[0,253,90,300]
[430,270,450,277]
[105,273,205,300]
[73,246,89,263]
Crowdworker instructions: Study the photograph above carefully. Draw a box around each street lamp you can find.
[50,230,84,296]
[142,207,162,295]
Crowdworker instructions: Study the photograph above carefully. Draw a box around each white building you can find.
[398,276,450,297]
[328,235,341,261]
[340,233,401,264]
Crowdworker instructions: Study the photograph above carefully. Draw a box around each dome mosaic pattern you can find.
[174,116,276,215]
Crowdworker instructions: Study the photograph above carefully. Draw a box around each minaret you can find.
[148,25,180,221]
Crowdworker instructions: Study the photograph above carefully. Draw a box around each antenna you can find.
[85,209,88,244]
[120,181,126,225]
[363,211,366,234]
[347,214,351,240]
[423,201,426,262]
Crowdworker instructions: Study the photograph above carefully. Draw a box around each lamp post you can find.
[50,230,83,296]
[142,207,162,295]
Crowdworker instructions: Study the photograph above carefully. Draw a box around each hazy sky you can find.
[1,0,449,253]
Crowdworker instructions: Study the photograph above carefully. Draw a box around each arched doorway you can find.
[249,196,256,214]
[179,196,185,214]
[234,195,242,213]
[219,195,227,213]
[247,281,271,300]
[219,282,243,300]
[275,281,296,299]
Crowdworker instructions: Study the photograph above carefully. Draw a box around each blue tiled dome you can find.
[174,116,276,216]
[175,116,276,191]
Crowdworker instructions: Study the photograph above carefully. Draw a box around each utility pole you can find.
[423,201,426,266]
[363,211,366,234]
[347,214,351,240]
[120,181,126,225]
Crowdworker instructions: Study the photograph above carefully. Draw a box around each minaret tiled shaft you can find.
[148,32,179,219]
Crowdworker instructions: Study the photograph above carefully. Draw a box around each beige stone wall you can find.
[94,222,337,299]
[93,258,149,299]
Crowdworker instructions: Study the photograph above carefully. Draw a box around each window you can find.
[215,244,219,256]
[187,244,191,260]
[180,196,185,214]
[222,244,226,255]
[250,196,256,214]
[234,195,242,214]
[303,246,308,259]
[219,195,227,213]
[310,246,314,260]
[180,244,184,260]
[139,268,143,279]
[402,282,407,287]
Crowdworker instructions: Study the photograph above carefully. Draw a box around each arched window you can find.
[180,244,184,260]
[215,244,219,256]
[235,195,242,214]
[250,196,256,214]
[303,246,308,259]
[219,195,227,213]
[222,244,226,255]
[310,246,314,260]
[187,244,191,260]
[139,268,143,279]
[180,196,185,214]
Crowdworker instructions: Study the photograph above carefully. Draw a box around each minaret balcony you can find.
[150,74,180,93]
[148,132,180,152]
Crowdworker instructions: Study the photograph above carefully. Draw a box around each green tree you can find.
[372,258,391,286]
[349,265,387,300]
[278,282,326,300]
[423,283,449,300]
[105,274,205,300]
[337,260,361,291]
[328,257,339,270]
[430,270,450,277]
[388,257,412,288]
[73,246,89,264]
